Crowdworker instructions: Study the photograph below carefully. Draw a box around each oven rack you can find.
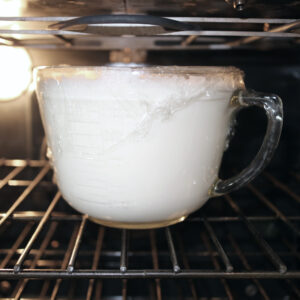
[0,159,299,299]
[0,16,299,50]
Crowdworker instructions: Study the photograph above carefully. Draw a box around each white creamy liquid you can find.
[36,67,244,224]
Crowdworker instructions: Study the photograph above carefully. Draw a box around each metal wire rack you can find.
[0,16,300,50]
[0,159,299,299]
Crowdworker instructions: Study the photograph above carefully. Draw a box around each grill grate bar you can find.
[122,279,127,300]
[203,218,233,272]
[6,179,54,187]
[190,215,300,222]
[150,230,162,300]
[39,279,51,298]
[5,248,299,260]
[0,211,82,221]
[264,172,300,204]
[50,225,80,300]
[0,165,50,228]
[12,222,58,300]
[94,280,103,300]
[165,227,180,273]
[201,232,234,300]
[0,222,33,269]
[247,183,300,237]
[67,214,88,273]
[0,166,26,190]
[0,16,297,23]
[228,233,270,300]
[13,192,61,273]
[225,195,287,273]
[2,211,300,222]
[120,229,128,273]
[86,227,105,300]
[177,234,198,300]
[2,159,47,168]
[1,270,300,279]
[149,281,156,300]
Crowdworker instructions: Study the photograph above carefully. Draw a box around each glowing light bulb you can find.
[0,46,32,101]
[1,0,25,16]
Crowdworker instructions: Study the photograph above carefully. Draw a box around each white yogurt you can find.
[35,66,244,227]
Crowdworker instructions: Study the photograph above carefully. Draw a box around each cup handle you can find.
[211,89,283,196]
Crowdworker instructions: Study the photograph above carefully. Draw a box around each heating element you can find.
[0,159,299,299]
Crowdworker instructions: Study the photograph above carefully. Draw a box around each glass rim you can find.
[34,65,244,76]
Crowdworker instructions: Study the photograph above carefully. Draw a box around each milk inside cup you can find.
[35,66,283,229]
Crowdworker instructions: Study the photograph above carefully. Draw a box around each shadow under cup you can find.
[34,66,282,229]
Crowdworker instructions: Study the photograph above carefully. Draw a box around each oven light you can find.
[1,0,24,16]
[0,46,32,101]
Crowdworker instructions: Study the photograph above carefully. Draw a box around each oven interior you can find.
[0,1,299,299]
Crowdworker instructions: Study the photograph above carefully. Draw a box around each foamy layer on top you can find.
[36,65,245,115]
